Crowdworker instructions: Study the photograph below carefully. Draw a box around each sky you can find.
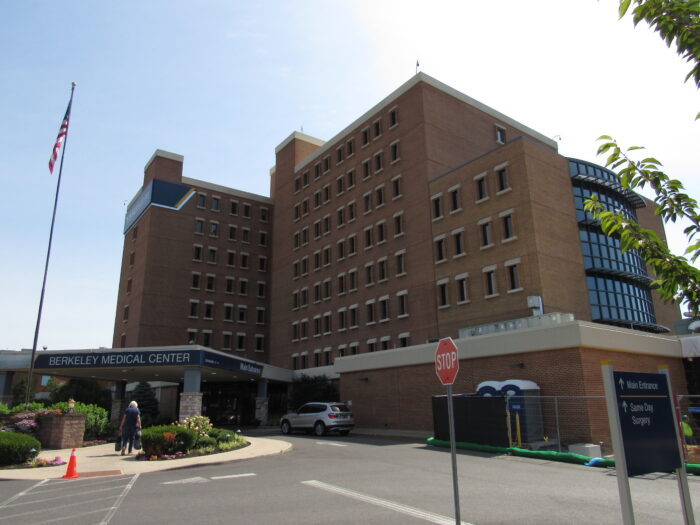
[1,1,697,351]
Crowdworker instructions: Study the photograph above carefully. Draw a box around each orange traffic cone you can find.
[62,448,79,479]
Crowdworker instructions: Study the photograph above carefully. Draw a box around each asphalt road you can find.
[2,431,700,525]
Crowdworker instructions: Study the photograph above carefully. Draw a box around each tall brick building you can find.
[111,73,685,439]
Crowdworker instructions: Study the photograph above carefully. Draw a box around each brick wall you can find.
[37,413,86,449]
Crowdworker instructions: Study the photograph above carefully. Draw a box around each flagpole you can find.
[24,82,76,408]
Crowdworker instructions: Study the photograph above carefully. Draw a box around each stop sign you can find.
[435,337,459,385]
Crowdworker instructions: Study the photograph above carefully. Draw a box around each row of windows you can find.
[186,328,265,352]
[291,331,411,370]
[196,192,269,223]
[436,260,522,307]
[293,179,404,248]
[191,273,267,297]
[292,251,407,301]
[293,108,400,193]
[573,182,637,224]
[195,219,269,246]
[188,300,266,324]
[431,162,510,219]
[291,291,409,342]
[579,227,648,277]
[587,275,657,326]
[293,166,404,223]
[434,211,515,263]
[192,244,267,272]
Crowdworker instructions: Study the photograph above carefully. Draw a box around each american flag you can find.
[48,98,72,173]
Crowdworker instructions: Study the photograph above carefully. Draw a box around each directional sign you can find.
[435,337,459,385]
[613,371,681,477]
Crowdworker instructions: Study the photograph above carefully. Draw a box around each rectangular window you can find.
[363,192,372,213]
[376,221,386,244]
[239,278,248,296]
[206,274,216,292]
[435,237,446,262]
[373,118,382,138]
[449,186,461,212]
[224,304,234,321]
[484,268,497,296]
[348,234,357,256]
[476,176,488,201]
[260,207,269,222]
[496,126,506,144]
[362,159,371,180]
[257,281,266,298]
[453,230,465,256]
[237,333,246,351]
[208,247,217,264]
[497,167,509,191]
[204,301,214,320]
[222,332,232,350]
[346,169,356,189]
[437,280,449,307]
[347,201,356,222]
[337,207,345,228]
[197,193,206,208]
[349,305,358,328]
[366,300,376,324]
[191,272,201,289]
[228,225,237,241]
[226,277,235,294]
[503,215,515,240]
[390,141,400,162]
[379,297,389,321]
[361,127,370,146]
[364,226,373,249]
[230,200,238,215]
[393,213,404,237]
[237,305,247,323]
[227,250,236,267]
[259,231,268,246]
[256,307,266,325]
[241,227,250,243]
[392,175,402,199]
[348,269,358,291]
[240,252,249,269]
[242,203,251,218]
[456,274,469,303]
[378,258,388,282]
[481,222,492,247]
[395,251,406,276]
[193,245,202,261]
[375,185,385,207]
[374,152,383,173]
[508,264,520,291]
[258,255,267,272]
[432,195,443,219]
[336,146,344,164]
[347,139,355,157]
[211,196,220,211]
[255,334,265,352]
[365,263,375,286]
[337,273,346,295]
[397,291,408,317]
[195,219,204,234]
[389,107,398,127]
[189,300,199,318]
[336,176,345,196]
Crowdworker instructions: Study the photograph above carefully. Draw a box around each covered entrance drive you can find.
[8,346,283,424]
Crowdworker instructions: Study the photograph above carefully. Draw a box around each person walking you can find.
[119,401,142,455]
[682,415,696,445]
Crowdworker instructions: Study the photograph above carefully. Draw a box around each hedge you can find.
[140,425,198,456]
[0,432,41,466]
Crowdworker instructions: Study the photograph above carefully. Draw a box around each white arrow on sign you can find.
[622,400,628,413]
[619,377,625,390]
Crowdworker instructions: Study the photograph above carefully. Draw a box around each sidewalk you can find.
[0,436,291,481]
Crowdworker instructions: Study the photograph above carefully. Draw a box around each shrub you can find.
[49,402,110,438]
[49,378,111,411]
[10,402,45,414]
[0,402,9,415]
[141,425,198,456]
[173,415,213,444]
[197,435,217,448]
[208,428,237,443]
[0,432,41,466]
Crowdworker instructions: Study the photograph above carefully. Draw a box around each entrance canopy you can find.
[15,346,266,384]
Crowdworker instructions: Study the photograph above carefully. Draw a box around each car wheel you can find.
[339,430,350,436]
[281,420,292,435]
[313,421,326,436]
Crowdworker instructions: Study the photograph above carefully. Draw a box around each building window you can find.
[211,196,220,211]
[432,194,443,219]
[224,304,234,322]
[347,139,355,157]
[260,207,269,222]
[227,250,236,267]
[222,332,232,350]
[256,307,266,325]
[453,230,465,256]
[323,156,330,173]
[197,193,207,208]
[123,305,129,321]
[449,186,461,212]
[373,118,382,138]
[193,245,203,261]
[502,214,515,240]
[206,274,216,292]
[392,175,402,199]
[348,234,357,256]
[361,127,370,146]
[362,159,371,180]
[338,273,346,295]
[255,334,265,352]
[189,300,199,318]
[349,305,359,328]
[208,247,217,264]
[375,185,385,208]
[475,174,488,201]
[367,339,377,353]
[347,169,356,189]
[456,274,469,303]
[363,192,373,213]
[228,225,237,241]
[435,236,447,263]
[379,296,389,321]
[365,263,375,287]
[397,291,408,317]
[389,107,399,128]
[376,221,386,244]
[497,166,509,192]
[257,281,266,298]
[230,200,238,215]
[395,251,406,276]
[242,227,250,244]
[323,312,332,334]
[202,331,212,347]
[259,231,268,246]
[242,203,251,218]
[398,332,410,348]
[374,152,383,173]
[237,305,248,323]
[258,255,267,272]
[366,300,376,325]
[336,175,345,196]
[336,146,344,164]
[225,277,235,294]
[390,141,400,163]
[237,333,246,351]
[364,226,373,249]
[187,330,197,345]
[437,280,449,308]
[302,171,309,187]
[337,207,345,228]
[506,259,522,292]
[195,219,205,235]
[480,221,493,248]
[347,201,356,222]
[484,267,498,297]
[378,258,388,282]
[393,213,404,237]
[191,273,201,289]
[348,269,358,292]
[126,278,132,293]
[496,126,506,144]
[204,302,214,320]
[240,252,249,269]
[209,221,219,237]
[239,278,248,296]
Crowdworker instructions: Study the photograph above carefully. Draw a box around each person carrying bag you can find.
[119,401,142,455]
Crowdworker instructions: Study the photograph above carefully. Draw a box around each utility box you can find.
[568,443,602,457]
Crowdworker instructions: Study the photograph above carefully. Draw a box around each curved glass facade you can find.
[568,159,667,333]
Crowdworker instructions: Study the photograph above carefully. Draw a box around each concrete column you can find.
[111,381,127,424]
[255,379,269,424]
[183,367,201,393]
[179,392,203,420]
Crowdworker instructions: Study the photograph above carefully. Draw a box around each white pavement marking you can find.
[302,480,473,525]
[0,479,47,509]
[315,441,347,447]
[161,476,210,485]
[0,496,116,521]
[210,473,256,480]
[99,473,140,525]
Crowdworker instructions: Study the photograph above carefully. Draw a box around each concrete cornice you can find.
[332,320,682,374]
[274,131,326,154]
[182,176,272,204]
[145,149,184,171]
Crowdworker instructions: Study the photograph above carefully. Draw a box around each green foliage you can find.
[208,427,237,443]
[585,139,700,312]
[49,401,110,438]
[173,415,212,444]
[140,425,198,456]
[50,378,111,411]
[197,435,217,448]
[0,402,9,414]
[0,432,41,466]
[618,0,700,90]
[10,402,45,413]
[130,382,160,426]
[11,377,34,407]
[289,374,339,409]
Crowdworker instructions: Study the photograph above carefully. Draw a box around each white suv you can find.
[280,402,354,436]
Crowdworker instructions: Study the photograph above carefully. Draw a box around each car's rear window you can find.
[330,404,350,412]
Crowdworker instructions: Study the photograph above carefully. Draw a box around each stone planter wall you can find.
[37,413,86,449]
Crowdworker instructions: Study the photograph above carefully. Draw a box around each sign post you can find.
[435,337,461,525]
[602,362,694,525]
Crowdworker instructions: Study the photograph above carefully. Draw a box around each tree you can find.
[130,381,159,426]
[49,378,112,410]
[584,0,700,313]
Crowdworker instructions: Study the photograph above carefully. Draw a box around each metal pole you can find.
[24,83,76,408]
[554,396,561,452]
[601,362,635,525]
[446,383,461,525]
[660,367,695,525]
